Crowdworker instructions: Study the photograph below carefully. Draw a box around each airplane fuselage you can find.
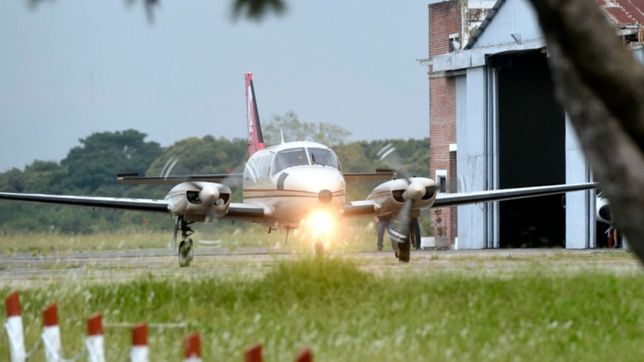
[242,141,346,228]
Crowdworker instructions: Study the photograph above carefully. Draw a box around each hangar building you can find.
[425,0,644,249]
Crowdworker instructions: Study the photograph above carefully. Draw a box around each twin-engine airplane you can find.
[0,73,596,266]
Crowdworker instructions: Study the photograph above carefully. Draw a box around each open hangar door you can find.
[492,50,566,248]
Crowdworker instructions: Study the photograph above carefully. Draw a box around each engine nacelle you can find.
[367,177,436,216]
[165,182,232,219]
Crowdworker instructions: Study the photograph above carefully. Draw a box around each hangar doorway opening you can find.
[492,50,566,248]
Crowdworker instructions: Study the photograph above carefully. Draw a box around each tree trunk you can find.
[528,0,644,262]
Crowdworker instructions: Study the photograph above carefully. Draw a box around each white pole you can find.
[41,304,62,362]
[130,323,149,362]
[4,291,26,362]
[85,313,105,362]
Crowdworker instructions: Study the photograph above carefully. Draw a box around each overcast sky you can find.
[0,0,429,171]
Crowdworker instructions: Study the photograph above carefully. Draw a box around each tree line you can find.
[0,115,428,233]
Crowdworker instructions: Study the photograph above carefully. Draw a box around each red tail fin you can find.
[245,72,265,156]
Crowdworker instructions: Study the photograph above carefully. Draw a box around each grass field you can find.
[2,255,643,361]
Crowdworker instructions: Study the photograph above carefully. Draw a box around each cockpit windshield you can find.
[273,147,341,174]
[308,148,339,169]
[273,148,309,174]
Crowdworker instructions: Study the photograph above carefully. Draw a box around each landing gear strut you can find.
[175,216,194,267]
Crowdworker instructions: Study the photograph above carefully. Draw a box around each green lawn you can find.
[2,257,642,361]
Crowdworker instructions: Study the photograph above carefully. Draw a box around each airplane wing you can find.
[0,192,266,221]
[342,182,596,218]
[432,182,597,208]
[116,173,243,185]
[0,192,169,212]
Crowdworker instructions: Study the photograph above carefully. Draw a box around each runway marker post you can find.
[42,303,62,362]
[130,322,149,362]
[244,343,263,362]
[184,332,202,362]
[294,347,313,362]
[85,313,105,362]
[4,291,26,362]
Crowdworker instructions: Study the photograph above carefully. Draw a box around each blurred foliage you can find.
[263,111,351,146]
[0,126,428,234]
[27,0,286,22]
[147,136,246,176]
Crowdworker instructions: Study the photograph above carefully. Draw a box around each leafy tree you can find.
[61,129,162,193]
[0,129,431,233]
[147,136,246,176]
[528,0,644,261]
[28,0,287,22]
[22,161,65,193]
[263,111,351,146]
[0,168,25,193]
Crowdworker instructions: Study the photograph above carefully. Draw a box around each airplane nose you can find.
[281,168,345,200]
[318,190,333,204]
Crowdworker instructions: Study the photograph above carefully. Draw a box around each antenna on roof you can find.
[280,129,285,144]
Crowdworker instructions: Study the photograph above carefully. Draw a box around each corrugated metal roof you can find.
[464,0,643,50]
[598,0,644,26]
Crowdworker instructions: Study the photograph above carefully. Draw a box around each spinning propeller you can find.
[377,144,426,261]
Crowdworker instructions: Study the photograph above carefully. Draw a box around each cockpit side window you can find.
[308,148,339,169]
[273,148,309,174]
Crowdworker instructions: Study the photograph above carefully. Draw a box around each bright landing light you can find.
[305,210,336,238]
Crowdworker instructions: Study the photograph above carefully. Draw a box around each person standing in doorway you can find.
[376,214,391,251]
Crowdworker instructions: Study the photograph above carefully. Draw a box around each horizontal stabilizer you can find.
[343,171,395,182]
[116,173,243,186]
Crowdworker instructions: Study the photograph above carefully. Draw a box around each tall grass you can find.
[2,257,642,361]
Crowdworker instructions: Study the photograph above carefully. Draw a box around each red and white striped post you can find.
[41,303,62,362]
[4,291,26,362]
[130,322,149,362]
[183,332,202,362]
[85,313,105,362]
[244,343,263,362]
[294,347,313,362]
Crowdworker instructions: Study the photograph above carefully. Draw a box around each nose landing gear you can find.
[313,239,325,256]
[394,238,411,263]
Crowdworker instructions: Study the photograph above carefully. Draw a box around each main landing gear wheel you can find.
[314,240,325,257]
[178,238,194,267]
[175,216,195,267]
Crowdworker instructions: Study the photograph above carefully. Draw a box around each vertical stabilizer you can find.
[245,72,266,156]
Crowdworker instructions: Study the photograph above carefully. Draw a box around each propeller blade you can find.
[388,199,413,243]
[377,143,410,181]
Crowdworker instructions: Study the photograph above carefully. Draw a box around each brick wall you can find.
[428,1,460,246]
